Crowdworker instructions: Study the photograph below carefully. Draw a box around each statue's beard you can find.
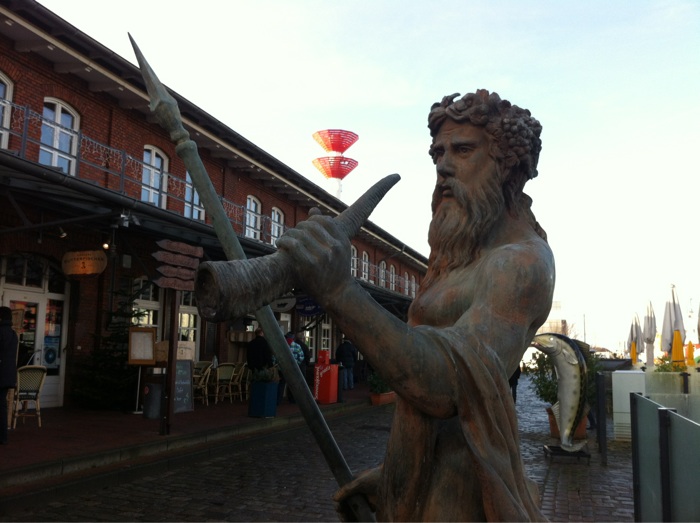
[421,175,505,289]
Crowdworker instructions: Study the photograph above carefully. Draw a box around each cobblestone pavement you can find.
[1,376,633,522]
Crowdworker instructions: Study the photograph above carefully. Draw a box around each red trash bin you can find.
[314,351,338,404]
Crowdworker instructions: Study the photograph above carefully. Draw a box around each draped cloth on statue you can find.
[378,329,545,522]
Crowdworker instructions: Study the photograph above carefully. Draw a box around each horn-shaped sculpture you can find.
[196,173,400,322]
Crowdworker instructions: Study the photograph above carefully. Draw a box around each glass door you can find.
[4,291,65,407]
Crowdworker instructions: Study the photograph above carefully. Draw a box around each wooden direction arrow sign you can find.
[153,276,195,291]
[156,239,203,258]
[152,251,200,269]
[156,265,196,280]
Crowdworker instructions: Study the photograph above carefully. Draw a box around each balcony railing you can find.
[0,99,417,297]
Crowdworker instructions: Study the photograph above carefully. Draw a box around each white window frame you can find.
[184,171,204,221]
[379,261,387,288]
[270,207,284,245]
[142,145,168,209]
[361,251,369,281]
[350,246,358,277]
[389,265,396,291]
[132,276,162,339]
[411,275,417,298]
[404,272,410,296]
[0,72,13,150]
[245,195,262,240]
[179,290,200,345]
[39,98,79,175]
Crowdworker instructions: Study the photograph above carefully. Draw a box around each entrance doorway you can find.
[1,255,68,408]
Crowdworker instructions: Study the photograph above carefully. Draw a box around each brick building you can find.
[0,0,427,409]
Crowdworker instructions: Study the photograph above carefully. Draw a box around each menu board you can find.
[173,359,193,413]
[128,327,156,365]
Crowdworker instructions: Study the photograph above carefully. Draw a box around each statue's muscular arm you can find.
[277,213,554,419]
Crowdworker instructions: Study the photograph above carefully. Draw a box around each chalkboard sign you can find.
[173,360,193,413]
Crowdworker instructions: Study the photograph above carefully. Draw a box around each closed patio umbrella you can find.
[643,302,657,368]
[661,286,685,364]
[627,315,643,366]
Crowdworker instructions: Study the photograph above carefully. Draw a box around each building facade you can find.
[0,0,427,409]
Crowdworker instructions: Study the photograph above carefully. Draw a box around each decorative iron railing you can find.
[0,99,417,297]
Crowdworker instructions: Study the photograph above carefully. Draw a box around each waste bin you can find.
[314,351,338,404]
[143,372,164,420]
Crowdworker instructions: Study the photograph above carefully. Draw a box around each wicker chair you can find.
[193,364,212,406]
[213,363,237,404]
[12,365,47,428]
[231,363,249,402]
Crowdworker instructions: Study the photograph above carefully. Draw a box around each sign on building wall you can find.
[62,250,108,276]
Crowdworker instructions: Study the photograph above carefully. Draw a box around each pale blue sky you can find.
[38,0,700,351]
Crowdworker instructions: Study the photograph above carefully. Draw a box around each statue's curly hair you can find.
[428,90,542,211]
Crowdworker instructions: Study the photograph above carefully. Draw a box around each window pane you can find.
[25,257,43,288]
[5,255,24,285]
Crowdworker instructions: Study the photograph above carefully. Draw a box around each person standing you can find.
[280,332,305,404]
[335,336,358,390]
[0,306,19,445]
[509,365,522,404]
[246,328,273,371]
[293,331,310,386]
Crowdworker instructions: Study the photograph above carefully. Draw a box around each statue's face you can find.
[431,120,498,214]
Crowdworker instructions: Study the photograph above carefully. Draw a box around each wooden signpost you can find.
[152,239,201,435]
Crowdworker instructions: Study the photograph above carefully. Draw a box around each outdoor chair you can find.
[193,364,212,406]
[213,363,237,404]
[12,365,47,428]
[231,363,248,402]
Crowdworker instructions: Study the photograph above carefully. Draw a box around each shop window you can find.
[39,98,79,175]
[3,254,44,288]
[132,277,161,332]
[179,290,199,343]
[245,195,261,240]
[141,146,168,208]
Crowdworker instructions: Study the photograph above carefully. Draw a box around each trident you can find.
[129,35,395,522]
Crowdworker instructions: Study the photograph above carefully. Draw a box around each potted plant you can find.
[248,367,279,418]
[368,371,396,405]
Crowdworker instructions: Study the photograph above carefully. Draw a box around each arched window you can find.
[245,195,262,240]
[411,275,417,298]
[404,272,410,296]
[350,246,358,277]
[270,207,284,245]
[361,251,369,281]
[142,145,168,208]
[0,72,13,149]
[378,261,387,288]
[39,98,79,175]
[389,265,396,291]
[184,171,204,221]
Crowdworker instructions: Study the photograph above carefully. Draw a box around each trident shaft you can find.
[130,35,377,521]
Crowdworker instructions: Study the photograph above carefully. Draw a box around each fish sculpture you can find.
[530,333,588,451]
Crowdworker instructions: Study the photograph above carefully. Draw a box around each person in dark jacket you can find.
[246,328,273,371]
[0,306,19,444]
[335,336,358,390]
